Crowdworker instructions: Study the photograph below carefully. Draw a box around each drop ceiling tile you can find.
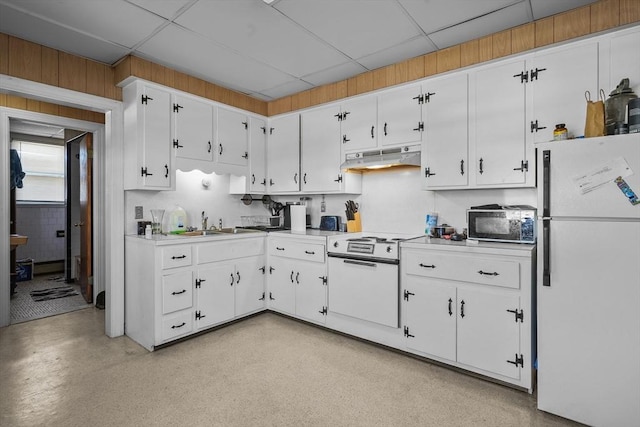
[275,0,422,59]
[302,62,368,87]
[257,79,315,100]
[428,2,531,49]
[398,0,519,34]
[126,0,196,20]
[529,0,597,20]
[0,4,129,64]
[356,36,437,70]
[136,24,294,94]
[175,1,348,78]
[0,0,166,48]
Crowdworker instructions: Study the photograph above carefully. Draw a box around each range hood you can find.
[340,145,421,171]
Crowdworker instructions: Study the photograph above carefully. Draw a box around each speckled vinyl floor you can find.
[10,274,92,324]
[0,310,582,427]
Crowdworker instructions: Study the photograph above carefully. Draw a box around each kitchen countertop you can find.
[126,230,267,245]
[401,236,536,257]
[270,229,347,237]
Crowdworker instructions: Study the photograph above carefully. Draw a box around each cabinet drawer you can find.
[161,245,192,269]
[162,270,193,314]
[269,239,325,263]
[197,238,264,264]
[404,250,520,289]
[161,310,193,342]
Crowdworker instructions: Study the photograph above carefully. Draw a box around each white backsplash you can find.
[125,168,536,236]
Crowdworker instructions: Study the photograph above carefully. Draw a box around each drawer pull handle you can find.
[478,270,499,276]
[171,255,187,260]
[448,298,453,316]
[230,273,235,286]
[276,247,285,251]
[295,272,300,284]
[290,271,294,283]
[236,271,241,284]
[171,322,186,329]
[305,250,315,255]
[419,263,435,268]
[460,300,465,318]
[171,289,186,295]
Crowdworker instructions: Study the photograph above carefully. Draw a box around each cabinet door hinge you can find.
[530,67,547,81]
[173,103,183,113]
[506,308,524,323]
[258,292,265,301]
[242,121,248,130]
[413,122,424,132]
[513,160,528,173]
[269,266,275,274]
[319,276,327,285]
[424,167,435,178]
[140,167,152,177]
[141,94,153,104]
[513,71,529,84]
[195,278,205,289]
[261,126,267,134]
[403,289,415,301]
[412,94,424,104]
[259,266,266,274]
[507,353,524,368]
[195,310,206,320]
[403,326,415,338]
[424,92,435,102]
[269,292,275,301]
[530,120,547,133]
[334,174,343,183]
[318,306,328,315]
[173,139,183,149]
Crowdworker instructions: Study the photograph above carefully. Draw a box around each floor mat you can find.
[11,274,92,324]
[30,286,79,301]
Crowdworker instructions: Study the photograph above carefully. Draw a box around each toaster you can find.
[319,216,341,231]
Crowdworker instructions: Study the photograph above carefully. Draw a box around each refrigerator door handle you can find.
[543,218,551,286]
[543,150,551,217]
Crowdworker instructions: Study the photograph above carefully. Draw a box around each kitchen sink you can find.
[177,228,260,236]
[215,227,260,234]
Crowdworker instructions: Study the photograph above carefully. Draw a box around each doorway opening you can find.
[9,118,96,324]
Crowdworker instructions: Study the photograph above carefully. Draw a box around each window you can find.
[11,140,65,203]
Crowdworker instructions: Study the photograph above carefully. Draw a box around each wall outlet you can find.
[135,205,143,219]
[320,201,326,212]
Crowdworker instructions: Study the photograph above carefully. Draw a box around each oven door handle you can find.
[343,259,377,268]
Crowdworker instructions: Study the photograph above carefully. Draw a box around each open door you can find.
[76,133,93,303]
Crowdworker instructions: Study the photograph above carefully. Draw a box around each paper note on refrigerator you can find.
[572,156,633,194]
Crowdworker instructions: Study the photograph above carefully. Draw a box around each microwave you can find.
[467,205,536,244]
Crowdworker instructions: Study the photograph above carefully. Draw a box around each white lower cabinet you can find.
[401,242,534,391]
[125,235,266,351]
[267,234,327,324]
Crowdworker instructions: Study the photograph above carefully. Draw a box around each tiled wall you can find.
[15,205,65,263]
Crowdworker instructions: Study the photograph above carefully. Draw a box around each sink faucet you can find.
[201,211,208,231]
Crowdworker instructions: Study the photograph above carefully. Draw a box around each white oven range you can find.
[327,232,421,328]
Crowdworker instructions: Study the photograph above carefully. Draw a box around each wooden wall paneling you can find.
[406,56,425,82]
[393,61,409,85]
[188,76,206,98]
[293,90,311,110]
[151,62,166,86]
[346,76,358,97]
[356,71,374,94]
[591,0,620,31]
[535,16,555,47]
[41,47,59,86]
[492,30,513,59]
[0,93,7,107]
[130,56,152,81]
[553,6,591,42]
[424,52,438,77]
[478,36,493,62]
[384,65,397,87]
[173,71,189,93]
[336,80,348,100]
[0,33,8,75]
[436,45,461,73]
[103,67,119,100]
[86,61,106,97]
[6,95,27,110]
[511,23,535,54]
[26,98,40,112]
[460,40,480,67]
[8,37,42,82]
[59,52,87,93]
[268,97,292,116]
[113,56,131,86]
[372,67,388,90]
[39,101,60,117]
[620,0,640,24]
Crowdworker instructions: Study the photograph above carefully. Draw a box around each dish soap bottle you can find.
[144,224,152,239]
[168,205,188,233]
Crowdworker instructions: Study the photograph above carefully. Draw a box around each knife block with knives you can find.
[345,200,362,232]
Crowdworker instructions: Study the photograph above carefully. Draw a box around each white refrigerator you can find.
[536,134,640,427]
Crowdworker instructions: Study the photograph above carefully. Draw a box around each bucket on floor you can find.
[16,258,34,282]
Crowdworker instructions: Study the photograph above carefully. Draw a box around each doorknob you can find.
[74,222,85,227]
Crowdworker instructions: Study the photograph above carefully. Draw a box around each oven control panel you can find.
[347,242,375,254]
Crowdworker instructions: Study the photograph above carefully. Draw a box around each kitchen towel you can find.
[290,205,307,231]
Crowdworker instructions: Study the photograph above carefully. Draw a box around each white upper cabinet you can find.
[340,96,378,152]
[378,83,423,147]
[530,42,599,143]
[172,94,213,161]
[422,73,469,189]
[267,114,300,193]
[217,108,249,168]
[123,81,173,190]
[301,105,342,193]
[248,117,268,193]
[472,59,530,187]
[602,27,640,101]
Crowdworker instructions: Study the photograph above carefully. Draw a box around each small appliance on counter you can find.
[319,215,341,231]
[467,204,536,244]
[283,202,311,230]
